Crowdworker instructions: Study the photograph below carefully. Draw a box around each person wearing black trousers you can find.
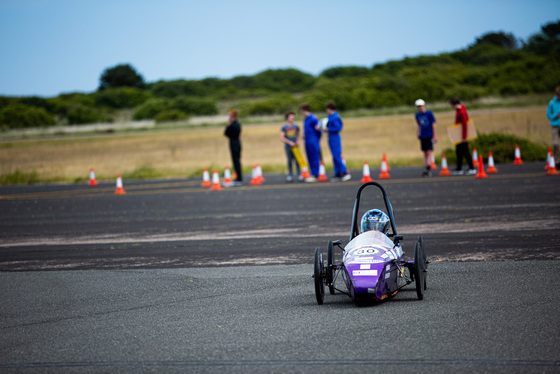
[449,97,476,176]
[224,109,243,185]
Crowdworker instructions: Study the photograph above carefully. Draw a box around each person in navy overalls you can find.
[300,103,322,180]
[326,102,350,182]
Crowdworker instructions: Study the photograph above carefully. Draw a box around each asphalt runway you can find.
[1,162,559,372]
[0,162,558,270]
[1,262,559,373]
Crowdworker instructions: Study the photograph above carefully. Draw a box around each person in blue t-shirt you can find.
[414,99,437,177]
[299,103,322,181]
[326,102,350,182]
[280,111,301,182]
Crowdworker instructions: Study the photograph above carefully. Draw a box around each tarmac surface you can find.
[1,162,559,372]
[0,162,559,270]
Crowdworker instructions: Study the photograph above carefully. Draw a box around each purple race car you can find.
[313,181,429,304]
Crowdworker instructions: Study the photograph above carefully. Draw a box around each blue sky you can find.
[0,0,557,97]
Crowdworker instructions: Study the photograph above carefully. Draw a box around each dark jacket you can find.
[224,120,241,142]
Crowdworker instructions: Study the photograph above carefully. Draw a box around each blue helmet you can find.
[360,209,390,234]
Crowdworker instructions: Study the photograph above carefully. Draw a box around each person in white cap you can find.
[414,99,437,177]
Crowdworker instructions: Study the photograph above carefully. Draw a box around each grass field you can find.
[0,106,551,184]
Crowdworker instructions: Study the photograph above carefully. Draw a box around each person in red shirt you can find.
[449,97,475,175]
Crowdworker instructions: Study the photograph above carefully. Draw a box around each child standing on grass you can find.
[414,99,437,177]
[280,111,301,182]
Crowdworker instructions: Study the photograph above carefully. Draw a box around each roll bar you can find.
[349,182,401,244]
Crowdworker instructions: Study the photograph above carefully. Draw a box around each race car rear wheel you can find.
[419,235,428,290]
[414,242,424,300]
[326,241,335,295]
[314,247,325,305]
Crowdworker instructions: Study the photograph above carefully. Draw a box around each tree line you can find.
[1,20,559,129]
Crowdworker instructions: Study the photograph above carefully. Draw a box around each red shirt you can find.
[455,104,469,140]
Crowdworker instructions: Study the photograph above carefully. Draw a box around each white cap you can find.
[415,99,426,106]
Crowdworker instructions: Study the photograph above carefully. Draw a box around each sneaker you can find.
[232,181,243,187]
[304,176,317,183]
[340,174,352,182]
[452,170,465,176]
[298,175,304,182]
[422,169,432,177]
[466,169,477,175]
[286,175,293,183]
[330,176,341,182]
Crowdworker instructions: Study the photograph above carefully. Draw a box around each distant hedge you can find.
[133,97,217,121]
[0,104,56,129]
[94,87,151,109]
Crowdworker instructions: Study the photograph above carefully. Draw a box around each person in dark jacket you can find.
[224,109,242,184]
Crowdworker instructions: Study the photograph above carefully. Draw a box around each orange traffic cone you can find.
[201,168,211,187]
[545,148,552,170]
[300,166,311,179]
[249,165,261,186]
[513,145,523,165]
[486,152,498,173]
[439,154,452,176]
[379,157,391,179]
[430,153,437,170]
[256,164,265,183]
[114,174,126,195]
[361,161,374,183]
[88,168,98,186]
[382,152,391,171]
[317,162,328,182]
[210,169,222,190]
[223,166,233,187]
[472,148,479,167]
[546,155,559,175]
[475,155,488,178]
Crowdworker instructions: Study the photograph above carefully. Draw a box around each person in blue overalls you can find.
[299,103,321,182]
[326,102,351,182]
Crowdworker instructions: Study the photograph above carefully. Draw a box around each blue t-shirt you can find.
[415,111,436,139]
[304,113,321,141]
[281,123,299,142]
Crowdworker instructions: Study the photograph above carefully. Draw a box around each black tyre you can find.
[326,241,335,295]
[314,247,325,305]
[419,235,428,290]
[414,242,424,300]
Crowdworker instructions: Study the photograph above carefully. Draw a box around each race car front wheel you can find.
[314,247,325,305]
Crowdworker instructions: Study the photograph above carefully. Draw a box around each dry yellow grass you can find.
[0,106,550,182]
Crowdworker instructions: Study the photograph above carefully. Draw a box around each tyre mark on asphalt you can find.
[0,219,554,247]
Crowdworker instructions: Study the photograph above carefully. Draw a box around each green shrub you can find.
[66,104,109,125]
[150,79,207,98]
[47,93,96,116]
[132,98,170,120]
[170,96,218,115]
[154,109,188,122]
[239,94,298,116]
[0,104,56,128]
[94,87,150,108]
[442,133,547,164]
